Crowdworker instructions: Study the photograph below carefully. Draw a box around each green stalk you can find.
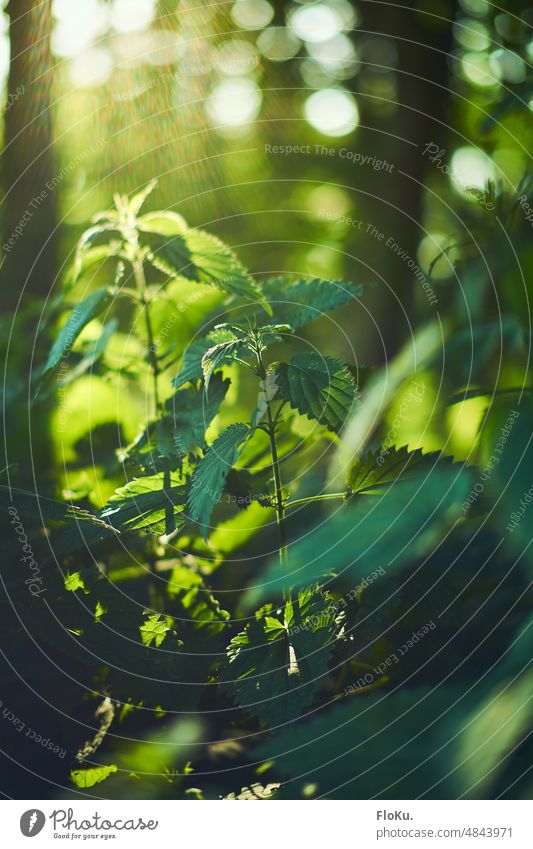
[132,248,166,610]
[285,493,346,510]
[133,257,160,418]
[256,351,287,565]
[266,396,288,564]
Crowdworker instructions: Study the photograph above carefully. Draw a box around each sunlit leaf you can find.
[138,210,188,235]
[201,338,246,391]
[70,764,118,789]
[172,328,241,389]
[168,565,230,635]
[139,613,176,648]
[100,473,187,536]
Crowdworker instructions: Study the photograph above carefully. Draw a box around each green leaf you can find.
[184,227,270,311]
[147,232,194,280]
[128,178,158,216]
[167,565,230,635]
[2,485,90,522]
[172,328,241,389]
[245,464,473,606]
[43,288,113,376]
[225,589,335,726]
[264,277,365,330]
[100,473,187,536]
[252,686,463,799]
[201,337,247,391]
[68,244,120,289]
[64,572,89,594]
[138,209,188,235]
[155,417,178,465]
[187,423,250,538]
[347,446,458,496]
[329,319,445,490]
[77,222,120,251]
[139,613,176,648]
[147,223,270,312]
[482,399,533,576]
[454,670,533,798]
[55,319,118,391]
[70,764,118,789]
[168,372,230,456]
[275,353,358,433]
[122,378,229,476]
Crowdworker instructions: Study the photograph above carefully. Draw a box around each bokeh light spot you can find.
[304,88,359,137]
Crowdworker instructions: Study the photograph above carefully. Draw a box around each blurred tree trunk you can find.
[350,0,455,359]
[2,0,57,311]
[1,0,56,485]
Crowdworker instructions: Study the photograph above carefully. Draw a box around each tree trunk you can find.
[350,0,454,359]
[2,0,57,311]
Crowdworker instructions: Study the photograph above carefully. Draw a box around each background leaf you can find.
[252,686,464,799]
[245,465,473,606]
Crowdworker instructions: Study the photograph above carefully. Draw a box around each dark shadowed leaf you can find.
[43,288,113,376]
[264,277,365,330]
[252,686,464,799]
[347,446,459,496]
[225,588,335,726]
[187,423,251,538]
[168,373,230,455]
[275,352,358,433]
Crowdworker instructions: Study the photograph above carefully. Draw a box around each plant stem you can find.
[133,257,160,417]
[285,493,346,510]
[132,250,167,605]
[266,398,287,564]
[257,352,287,565]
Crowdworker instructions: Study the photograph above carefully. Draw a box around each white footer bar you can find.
[4,799,530,848]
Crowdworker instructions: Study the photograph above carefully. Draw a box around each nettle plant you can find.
[36,184,367,749]
[29,181,531,796]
